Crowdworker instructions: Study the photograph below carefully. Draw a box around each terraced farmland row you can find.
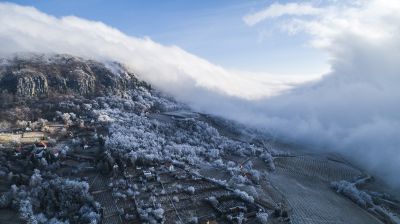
[274,156,362,182]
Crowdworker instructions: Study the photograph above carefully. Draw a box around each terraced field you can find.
[274,155,362,182]
[271,154,382,224]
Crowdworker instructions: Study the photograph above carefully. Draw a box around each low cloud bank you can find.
[0,2,306,102]
[243,0,400,187]
[1,1,400,188]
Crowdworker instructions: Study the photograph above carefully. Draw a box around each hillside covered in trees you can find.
[0,54,398,224]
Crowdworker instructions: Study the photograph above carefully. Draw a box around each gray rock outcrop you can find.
[0,54,145,98]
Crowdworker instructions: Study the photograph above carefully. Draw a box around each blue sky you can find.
[3,0,329,76]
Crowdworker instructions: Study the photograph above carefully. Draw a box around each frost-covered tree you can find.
[0,172,101,224]
[186,186,195,195]
[256,212,269,224]
[234,189,255,203]
[331,180,373,208]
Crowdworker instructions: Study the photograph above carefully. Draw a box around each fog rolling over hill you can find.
[0,1,399,223]
[1,1,399,188]
[0,53,399,224]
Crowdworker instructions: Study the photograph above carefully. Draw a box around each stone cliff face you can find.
[0,54,145,98]
[15,70,49,97]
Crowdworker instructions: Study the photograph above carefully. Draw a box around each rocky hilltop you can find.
[0,54,147,98]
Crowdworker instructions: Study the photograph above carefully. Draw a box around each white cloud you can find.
[0,2,308,103]
[242,0,400,187]
[243,2,321,26]
[1,1,400,188]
